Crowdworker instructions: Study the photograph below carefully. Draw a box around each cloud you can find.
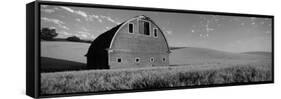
[76,31,97,40]
[105,26,110,30]
[76,31,94,39]
[87,14,119,24]
[199,33,209,38]
[41,17,63,25]
[191,30,195,33]
[76,10,88,18]
[60,6,102,23]
[88,14,103,23]
[60,6,120,24]
[56,31,72,38]
[60,31,71,36]
[60,25,70,30]
[41,17,69,30]
[101,15,120,24]
[166,30,173,35]
[98,19,103,23]
[60,6,88,19]
[78,31,90,35]
[90,14,99,19]
[42,9,55,13]
[76,33,88,38]
[41,5,48,8]
[60,6,74,13]
[206,27,214,32]
[41,5,59,14]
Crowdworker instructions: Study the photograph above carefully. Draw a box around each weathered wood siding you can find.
[109,18,169,68]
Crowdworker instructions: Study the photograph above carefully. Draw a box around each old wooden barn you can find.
[86,15,170,69]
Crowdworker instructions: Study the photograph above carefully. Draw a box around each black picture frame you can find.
[26,0,274,98]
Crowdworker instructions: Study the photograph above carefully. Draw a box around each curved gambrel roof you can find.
[109,15,170,53]
[86,15,170,57]
[85,23,123,57]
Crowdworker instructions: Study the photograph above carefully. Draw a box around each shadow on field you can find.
[41,57,87,73]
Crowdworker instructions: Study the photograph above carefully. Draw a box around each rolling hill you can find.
[170,47,271,65]
[241,51,272,57]
[41,41,90,64]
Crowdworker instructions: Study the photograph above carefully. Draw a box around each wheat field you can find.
[41,63,272,95]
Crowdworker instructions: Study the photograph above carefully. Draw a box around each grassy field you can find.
[41,63,272,95]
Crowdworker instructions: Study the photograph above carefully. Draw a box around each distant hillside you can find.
[41,41,90,63]
[170,47,271,65]
[41,38,92,43]
[169,47,187,50]
[241,51,272,57]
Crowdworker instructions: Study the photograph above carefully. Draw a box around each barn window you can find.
[135,57,140,63]
[129,23,134,33]
[153,28,158,38]
[162,58,166,62]
[117,57,122,63]
[139,20,150,36]
[150,57,154,62]
[144,21,150,35]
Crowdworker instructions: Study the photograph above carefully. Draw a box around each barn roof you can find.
[85,23,124,57]
[85,15,170,57]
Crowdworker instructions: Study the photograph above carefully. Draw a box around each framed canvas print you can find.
[26,0,274,98]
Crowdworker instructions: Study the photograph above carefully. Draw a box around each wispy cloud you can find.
[88,14,103,23]
[42,9,55,13]
[41,17,63,25]
[41,5,48,8]
[105,26,111,30]
[41,17,69,30]
[191,29,195,33]
[60,31,71,36]
[60,7,84,17]
[166,30,173,35]
[56,31,72,38]
[60,6,120,24]
[199,33,209,38]
[76,10,88,18]
[60,6,88,19]
[98,19,103,23]
[79,31,98,39]
[60,6,74,13]
[76,34,88,38]
[101,15,120,24]
[76,31,94,39]
[60,25,70,30]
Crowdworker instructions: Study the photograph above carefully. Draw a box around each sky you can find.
[40,5,272,53]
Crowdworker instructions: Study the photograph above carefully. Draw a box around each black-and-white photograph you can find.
[40,4,273,95]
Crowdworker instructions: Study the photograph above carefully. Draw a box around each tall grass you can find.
[41,64,272,95]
